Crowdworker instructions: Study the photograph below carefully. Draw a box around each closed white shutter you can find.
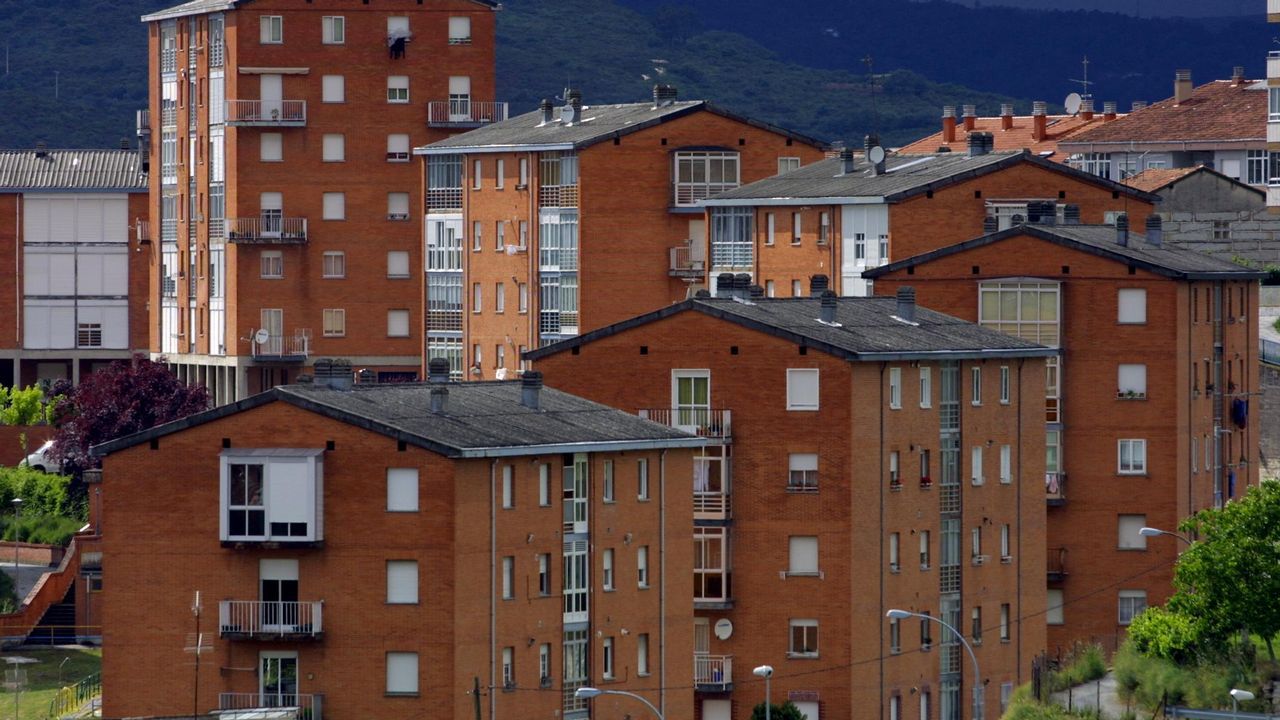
[387,193,410,216]
[321,75,345,103]
[786,369,819,410]
[794,701,820,720]
[448,16,471,42]
[387,310,410,337]
[260,192,282,211]
[260,134,282,162]
[386,560,418,603]
[387,134,410,155]
[102,305,129,348]
[322,134,344,162]
[387,251,410,278]
[788,536,818,574]
[386,468,418,511]
[449,75,471,96]
[386,652,419,694]
[1118,514,1147,549]
[387,16,410,38]
[1047,589,1065,624]
[703,700,732,720]
[1118,364,1146,395]
[322,192,345,220]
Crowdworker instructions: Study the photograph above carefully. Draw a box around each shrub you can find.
[0,465,74,518]
[1050,644,1108,691]
[0,512,83,546]
[1111,640,1260,712]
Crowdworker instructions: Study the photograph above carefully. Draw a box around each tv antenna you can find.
[184,591,214,719]
[1069,55,1093,100]
[863,55,881,138]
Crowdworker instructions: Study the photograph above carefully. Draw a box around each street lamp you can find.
[1230,688,1254,720]
[888,609,984,720]
[10,497,21,569]
[574,687,665,720]
[753,665,774,720]
[1138,526,1192,545]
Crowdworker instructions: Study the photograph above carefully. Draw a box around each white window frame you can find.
[637,545,649,588]
[1118,364,1147,398]
[999,366,1010,404]
[322,251,345,279]
[970,366,982,405]
[473,159,482,190]
[971,446,984,485]
[260,15,283,44]
[778,156,801,174]
[501,465,514,509]
[602,548,614,591]
[322,192,345,220]
[1118,590,1148,625]
[322,308,346,337]
[889,532,900,572]
[501,556,514,600]
[788,452,818,492]
[637,458,650,500]
[387,309,410,338]
[538,464,550,506]
[387,133,410,162]
[766,212,776,246]
[919,367,932,409]
[1118,288,1147,324]
[788,618,819,658]
[1118,514,1147,550]
[889,367,902,409]
[386,652,419,695]
[786,368,820,411]
[321,15,345,44]
[321,75,344,103]
[788,535,819,576]
[387,251,410,279]
[260,250,283,279]
[637,633,650,676]
[1000,524,1011,561]
[1118,439,1147,475]
[999,445,1011,484]
[603,460,615,503]
[386,468,418,512]
[387,76,409,103]
[386,560,418,604]
[602,636,615,680]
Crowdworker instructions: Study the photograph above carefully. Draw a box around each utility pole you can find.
[184,592,213,720]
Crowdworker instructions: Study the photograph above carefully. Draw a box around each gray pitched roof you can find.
[863,223,1267,281]
[703,150,1157,205]
[526,296,1054,364]
[0,149,147,192]
[417,100,825,155]
[92,381,704,459]
[142,0,499,22]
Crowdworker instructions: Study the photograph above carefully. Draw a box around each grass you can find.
[1,647,100,720]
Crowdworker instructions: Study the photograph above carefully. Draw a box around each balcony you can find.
[219,600,323,641]
[252,330,312,363]
[226,100,307,127]
[695,654,733,692]
[675,181,739,207]
[1048,546,1068,582]
[638,408,732,440]
[539,184,579,208]
[427,100,509,128]
[218,692,323,720]
[669,244,706,279]
[1045,472,1066,506]
[427,187,463,211]
[227,217,308,244]
[693,450,732,521]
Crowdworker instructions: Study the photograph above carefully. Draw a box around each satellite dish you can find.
[1064,93,1083,116]
[253,329,270,345]
[868,145,886,165]
[714,618,734,640]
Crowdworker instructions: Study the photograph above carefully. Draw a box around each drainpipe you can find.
[1015,359,1024,680]
[878,362,886,713]
[659,449,668,718]
[1213,283,1225,508]
[490,458,498,720]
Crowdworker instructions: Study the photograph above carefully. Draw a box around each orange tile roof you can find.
[1120,166,1202,193]
[1062,80,1263,146]
[897,113,1121,159]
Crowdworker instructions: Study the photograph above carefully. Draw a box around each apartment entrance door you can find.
[259,74,283,120]
[259,559,298,632]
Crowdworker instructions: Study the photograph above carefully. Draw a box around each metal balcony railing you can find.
[539,184,579,208]
[252,330,312,361]
[427,187,463,210]
[161,48,177,73]
[639,408,732,439]
[694,654,733,690]
[218,692,323,720]
[226,99,307,126]
[218,600,323,639]
[694,491,730,518]
[427,100,509,127]
[227,217,308,244]
[670,244,705,278]
[1045,472,1066,505]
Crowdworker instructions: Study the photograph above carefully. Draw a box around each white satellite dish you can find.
[868,145,886,165]
[253,329,270,345]
[1064,92,1083,116]
[714,618,734,640]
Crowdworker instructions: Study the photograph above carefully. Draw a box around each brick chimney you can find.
[1000,103,1014,131]
[1079,98,1094,121]
[1103,101,1117,121]
[1174,69,1192,105]
[962,104,977,132]
[1032,101,1048,142]
[942,106,957,144]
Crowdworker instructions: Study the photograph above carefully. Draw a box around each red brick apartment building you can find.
[91,366,704,720]
[0,148,149,387]
[700,142,1157,298]
[529,290,1053,720]
[413,86,826,379]
[140,0,498,404]
[864,218,1263,651]
[897,101,1125,158]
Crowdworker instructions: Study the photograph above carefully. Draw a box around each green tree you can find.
[0,384,57,426]
[751,701,807,720]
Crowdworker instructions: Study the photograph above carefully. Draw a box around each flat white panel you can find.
[386,652,419,693]
[1118,364,1147,394]
[49,253,76,295]
[260,558,298,580]
[387,468,419,511]
[77,252,105,295]
[786,369,820,410]
[795,701,820,720]
[101,198,129,243]
[1047,589,1065,624]
[261,134,283,162]
[448,75,471,95]
[23,197,51,241]
[49,198,76,243]
[267,459,310,525]
[1118,515,1147,549]
[387,134,410,154]
[388,193,410,215]
[260,74,283,118]
[703,700,732,720]
[448,16,471,40]
[322,134,344,162]
[387,16,410,37]
[75,199,103,243]
[387,560,418,603]
[23,306,50,348]
[49,306,76,348]
[387,251,410,278]
[789,536,818,574]
[261,192,282,210]
[23,252,50,295]
[102,305,129,348]
[322,193,344,220]
[1117,289,1146,323]
[322,75,344,103]
[102,251,129,295]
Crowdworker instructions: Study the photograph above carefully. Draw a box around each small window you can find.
[322,308,346,337]
[1118,439,1147,474]
[322,16,345,44]
[387,309,410,337]
[637,633,650,676]
[501,556,514,599]
[386,560,418,603]
[518,283,529,313]
[971,526,983,559]
[778,156,801,174]
[786,369,820,411]
[538,553,551,595]
[387,76,409,103]
[603,460,615,502]
[889,367,902,409]
[322,251,345,278]
[1118,590,1148,625]
[386,468,418,511]
[787,453,818,492]
[602,548,614,591]
[448,16,472,44]
[388,192,410,221]
[999,366,1011,404]
[971,366,982,405]
[386,652,419,696]
[496,159,505,189]
[1118,288,1147,324]
[501,465,514,509]
[472,221,482,251]
[889,532,900,571]
[1000,524,1011,560]
[472,283,482,313]
[502,647,514,688]
[971,446,984,485]
[788,536,819,575]
[387,251,410,279]
[889,451,900,488]
[766,212,776,245]
[260,251,283,279]
[919,614,933,648]
[792,280,803,297]
[473,159,483,189]
[1046,590,1064,625]
[766,280,775,297]
[260,15,283,44]
[972,606,983,643]
[519,158,529,187]
[791,212,802,244]
[819,212,830,244]
[919,530,930,568]
[637,546,649,588]
[1118,364,1147,398]
[538,463,551,506]
[919,367,932,408]
[1118,514,1147,549]
[999,445,1011,484]
[1001,602,1013,637]
[260,133,283,162]
[495,282,506,314]
[518,221,529,249]
[788,618,819,657]
[495,221,505,251]
[637,458,650,500]
[322,192,345,220]
[322,75,345,103]
[386,134,410,162]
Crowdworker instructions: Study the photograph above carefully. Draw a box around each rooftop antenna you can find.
[184,591,214,719]
[1069,55,1093,101]
[863,54,881,139]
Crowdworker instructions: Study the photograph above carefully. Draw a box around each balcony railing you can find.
[539,184,579,208]
[675,182,739,207]
[1045,472,1066,506]
[226,100,307,126]
[670,244,705,279]
[694,654,733,691]
[252,330,312,361]
[227,217,308,244]
[427,100,509,128]
[219,600,323,640]
[639,408,732,440]
[1048,546,1068,581]
[427,187,463,210]
[694,491,730,518]
[218,692,323,720]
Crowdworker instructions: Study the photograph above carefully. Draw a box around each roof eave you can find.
[142,1,237,22]
[701,196,884,207]
[455,436,707,458]
[414,142,576,156]
[854,347,1057,361]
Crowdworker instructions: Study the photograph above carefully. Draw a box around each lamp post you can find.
[753,665,774,720]
[1230,688,1254,720]
[888,609,984,720]
[574,687,664,720]
[1138,526,1192,545]
[11,497,20,569]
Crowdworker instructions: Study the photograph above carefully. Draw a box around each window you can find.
[673,150,740,205]
[386,468,418,511]
[495,282,506,314]
[386,560,418,604]
[260,15,282,44]
[495,221,505,250]
[386,133,410,161]
[388,193,410,221]
[603,460,615,502]
[1248,150,1268,185]
[889,368,902,409]
[518,221,528,249]
[999,366,1010,404]
[1079,152,1111,178]
[1000,524,1011,561]
[322,16,344,44]
[322,75,344,103]
[602,549,614,590]
[1272,87,1280,122]
[387,251,410,279]
[386,652,419,695]
[778,156,801,174]
[538,464,550,506]
[322,251,345,278]
[494,344,505,369]
[260,133,283,162]
[387,310,410,337]
[879,234,889,259]
[501,465,514,508]
[791,212,802,244]
[502,556,514,599]
[788,453,818,492]
[387,76,409,103]
[971,446,984,485]
[1118,289,1147,324]
[889,451,900,487]
[496,159,505,189]
[472,344,482,368]
[889,532,900,572]
[970,366,982,405]
[1118,439,1147,474]
[1001,602,1012,638]
[637,458,650,500]
[920,691,931,720]
[472,221,482,251]
[920,449,931,486]
[788,619,819,657]
[919,613,933,648]
[919,367,932,408]
[637,546,649,588]
[786,369,820,411]
[322,308,345,337]
[1118,590,1148,625]
[855,233,866,259]
[1000,445,1011,484]
[637,633,650,676]
[819,212,830,244]
[919,530,931,569]
[538,553,551,595]
[766,212,776,245]
[788,536,819,575]
[322,192,344,220]
[539,643,551,685]
[972,606,983,643]
[890,695,901,720]
[1046,590,1064,625]
[1118,364,1147,398]
[518,158,529,187]
[1118,514,1147,549]
[518,283,529,313]
[473,159,482,189]
[260,251,283,278]
[502,647,514,688]
[889,617,901,653]
[766,280,776,297]
[472,283,482,313]
[979,281,1060,346]
[971,526,983,560]
[602,637,615,680]
[1213,219,1230,241]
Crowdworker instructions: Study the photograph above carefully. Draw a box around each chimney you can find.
[35,140,48,158]
[1132,100,1148,111]
[539,98,554,125]
[1062,204,1081,225]
[715,273,735,297]
[1174,69,1192,104]
[983,132,995,155]
[840,147,856,175]
[809,274,829,297]
[357,368,376,385]
[1079,98,1094,121]
[982,216,998,234]
[967,131,988,157]
[819,290,837,324]
[521,371,543,410]
[1037,201,1057,226]
[119,138,130,150]
[1031,101,1048,142]
[895,287,917,323]
[748,284,765,300]
[1145,215,1163,247]
[1103,101,1117,121]
[1000,103,1014,131]
[962,104,977,132]
[865,134,886,175]
[942,106,957,144]
[1232,66,1245,86]
[430,385,448,413]
[1116,214,1129,247]
[428,357,450,383]
[653,84,678,108]
[561,89,583,124]
[733,273,751,300]
[329,360,353,390]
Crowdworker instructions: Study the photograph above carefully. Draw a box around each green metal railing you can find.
[47,672,100,719]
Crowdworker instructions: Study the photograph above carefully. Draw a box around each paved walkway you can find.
[1051,672,1130,719]
[2,562,53,600]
